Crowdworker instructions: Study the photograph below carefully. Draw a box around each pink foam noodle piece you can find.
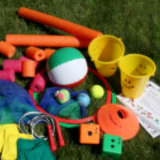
[19,56,39,70]
[0,69,15,82]
[3,60,22,73]
[29,71,47,93]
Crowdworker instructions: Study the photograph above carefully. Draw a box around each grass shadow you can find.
[67,127,80,144]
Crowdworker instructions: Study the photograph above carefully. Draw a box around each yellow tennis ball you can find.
[90,85,104,99]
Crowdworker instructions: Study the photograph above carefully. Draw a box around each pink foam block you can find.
[19,56,39,70]
[0,69,15,82]
[3,59,22,73]
[29,71,47,93]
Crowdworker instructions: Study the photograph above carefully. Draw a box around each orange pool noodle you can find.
[26,46,46,61]
[0,41,16,58]
[44,48,56,60]
[18,7,103,40]
[22,60,35,77]
[5,35,91,48]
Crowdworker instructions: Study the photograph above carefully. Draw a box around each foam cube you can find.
[79,124,100,144]
[101,134,122,159]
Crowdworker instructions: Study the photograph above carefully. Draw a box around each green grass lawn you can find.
[0,0,160,160]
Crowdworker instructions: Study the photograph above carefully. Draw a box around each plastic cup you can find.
[88,35,125,77]
[118,54,156,99]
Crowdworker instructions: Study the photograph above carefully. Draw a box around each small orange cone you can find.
[95,104,139,141]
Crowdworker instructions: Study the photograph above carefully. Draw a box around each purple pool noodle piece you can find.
[0,69,15,82]
[29,72,47,93]
[3,59,22,73]
[19,56,39,70]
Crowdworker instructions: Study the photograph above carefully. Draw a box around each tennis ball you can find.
[90,85,104,99]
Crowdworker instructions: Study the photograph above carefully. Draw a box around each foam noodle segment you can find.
[22,60,35,77]
[19,56,39,70]
[0,69,15,82]
[29,70,47,93]
[26,46,46,61]
[0,41,16,58]
[18,7,103,40]
[44,48,56,60]
[3,60,22,73]
[5,35,91,48]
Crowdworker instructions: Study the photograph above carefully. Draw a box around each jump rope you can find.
[19,112,58,152]
[20,67,115,151]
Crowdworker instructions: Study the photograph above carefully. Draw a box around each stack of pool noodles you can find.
[0,7,103,87]
[5,7,103,48]
[0,7,103,89]
[0,41,16,81]
[1,56,40,82]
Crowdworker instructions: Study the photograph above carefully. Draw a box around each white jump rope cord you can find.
[19,111,55,140]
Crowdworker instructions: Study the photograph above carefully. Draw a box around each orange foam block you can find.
[22,60,35,77]
[26,46,46,61]
[44,48,56,60]
[19,56,39,70]
[79,124,100,144]
[0,41,16,58]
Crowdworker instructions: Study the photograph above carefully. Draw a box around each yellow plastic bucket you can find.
[88,35,125,77]
[118,54,156,99]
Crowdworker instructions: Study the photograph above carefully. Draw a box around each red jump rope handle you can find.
[47,125,57,152]
[55,120,65,147]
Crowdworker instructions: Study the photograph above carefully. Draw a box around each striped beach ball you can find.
[46,47,88,88]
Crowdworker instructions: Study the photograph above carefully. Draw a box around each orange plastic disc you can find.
[95,104,139,141]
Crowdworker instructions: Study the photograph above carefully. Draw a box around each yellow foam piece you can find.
[0,124,19,153]
[1,131,33,160]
